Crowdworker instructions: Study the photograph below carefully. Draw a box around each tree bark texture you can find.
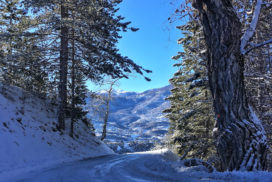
[192,0,268,171]
[58,2,69,131]
[70,15,76,138]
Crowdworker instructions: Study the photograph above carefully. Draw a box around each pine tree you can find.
[0,0,27,85]
[57,0,69,131]
[23,0,151,132]
[165,19,216,161]
[0,0,49,96]
[68,17,89,137]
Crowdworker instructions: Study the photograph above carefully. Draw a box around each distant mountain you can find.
[87,85,172,152]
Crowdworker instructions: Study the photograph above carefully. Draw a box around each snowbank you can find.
[0,83,114,179]
[152,149,272,182]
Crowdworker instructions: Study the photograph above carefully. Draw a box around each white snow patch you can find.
[0,83,114,180]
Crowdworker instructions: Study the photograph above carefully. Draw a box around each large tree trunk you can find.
[58,2,69,131]
[70,11,76,138]
[192,0,268,171]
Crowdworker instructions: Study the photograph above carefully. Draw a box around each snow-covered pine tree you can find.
[0,0,22,85]
[68,10,90,137]
[0,0,28,85]
[164,18,216,161]
[0,0,49,96]
[23,0,151,131]
[68,60,89,137]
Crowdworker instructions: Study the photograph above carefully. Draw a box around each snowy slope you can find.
[0,83,114,177]
[88,85,171,152]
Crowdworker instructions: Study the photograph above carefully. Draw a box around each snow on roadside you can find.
[138,149,272,182]
[0,83,114,180]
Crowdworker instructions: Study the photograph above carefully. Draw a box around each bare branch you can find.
[240,0,263,55]
[245,38,272,54]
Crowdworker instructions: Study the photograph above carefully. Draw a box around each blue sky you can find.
[89,0,182,92]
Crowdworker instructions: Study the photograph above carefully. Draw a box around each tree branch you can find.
[240,0,263,55]
[245,38,272,54]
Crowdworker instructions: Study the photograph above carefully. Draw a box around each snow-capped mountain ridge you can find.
[89,85,171,151]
